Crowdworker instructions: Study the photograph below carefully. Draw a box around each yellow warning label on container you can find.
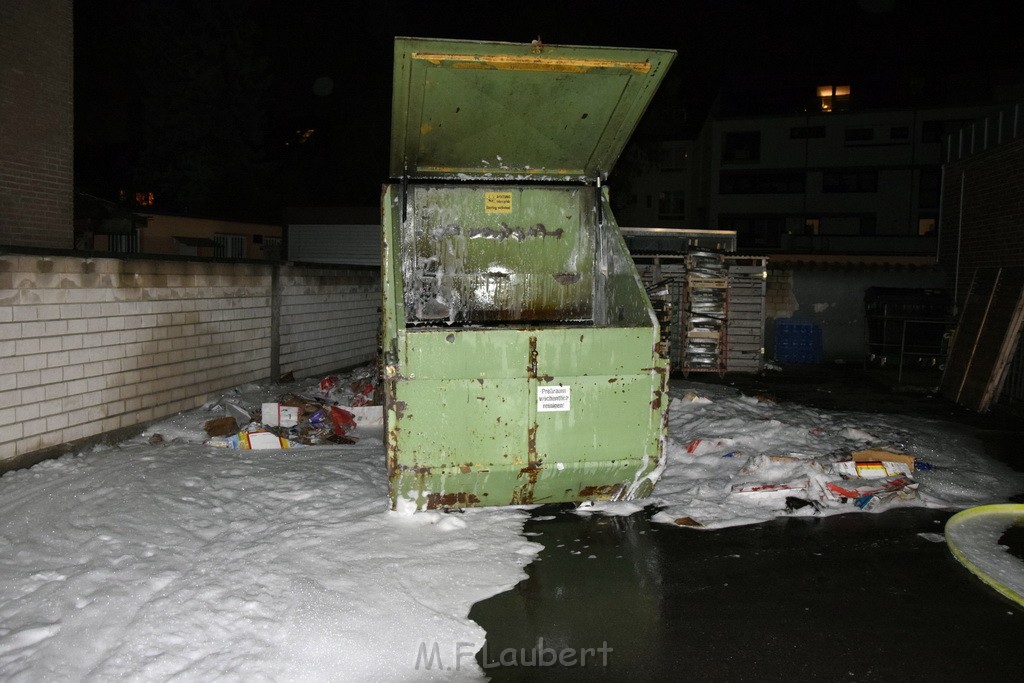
[485,192,513,214]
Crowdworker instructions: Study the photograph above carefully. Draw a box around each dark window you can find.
[657,191,685,219]
[921,120,944,143]
[719,215,787,249]
[720,170,805,194]
[919,168,941,208]
[921,118,972,143]
[790,126,826,139]
[658,144,687,169]
[721,131,761,163]
[859,216,877,236]
[890,126,910,140]
[214,233,246,259]
[822,169,878,193]
[108,230,140,254]
[844,128,874,142]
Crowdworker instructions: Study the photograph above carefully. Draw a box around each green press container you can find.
[382,37,676,509]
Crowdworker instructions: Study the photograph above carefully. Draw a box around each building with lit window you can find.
[614,81,1020,365]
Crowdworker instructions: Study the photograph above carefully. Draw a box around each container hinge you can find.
[595,176,604,226]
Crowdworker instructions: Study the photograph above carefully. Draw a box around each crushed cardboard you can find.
[203,416,239,437]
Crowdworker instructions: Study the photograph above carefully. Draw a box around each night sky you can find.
[74,0,1024,221]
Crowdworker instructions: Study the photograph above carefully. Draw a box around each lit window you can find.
[817,85,850,112]
[918,218,936,236]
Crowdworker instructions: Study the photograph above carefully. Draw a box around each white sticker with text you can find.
[537,385,570,412]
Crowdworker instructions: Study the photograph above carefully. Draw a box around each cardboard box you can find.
[226,430,295,450]
[833,459,913,478]
[262,403,299,428]
[851,449,915,467]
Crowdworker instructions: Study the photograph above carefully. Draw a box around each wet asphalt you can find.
[469,366,1024,681]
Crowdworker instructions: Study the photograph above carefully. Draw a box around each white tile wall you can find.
[1,256,381,466]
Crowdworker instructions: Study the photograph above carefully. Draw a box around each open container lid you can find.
[390,37,675,182]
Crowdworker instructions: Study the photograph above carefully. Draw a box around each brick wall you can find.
[939,138,1024,308]
[765,269,797,320]
[0,254,381,469]
[279,265,379,378]
[0,0,74,249]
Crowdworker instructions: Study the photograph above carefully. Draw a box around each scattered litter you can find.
[214,430,297,450]
[785,496,822,513]
[203,416,239,437]
[331,406,357,435]
[348,405,385,426]
[831,459,913,478]
[221,401,253,427]
[262,403,299,428]
[852,448,916,467]
[203,369,383,450]
[673,516,703,527]
[148,433,164,445]
[826,476,916,501]
[917,532,946,543]
[732,480,808,493]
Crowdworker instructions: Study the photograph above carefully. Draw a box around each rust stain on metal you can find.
[425,492,481,509]
[394,400,408,419]
[527,423,538,460]
[527,336,538,379]
[386,450,398,477]
[511,462,542,505]
[393,464,432,475]
[460,464,473,474]
[519,463,541,482]
[539,374,553,382]
[578,483,626,499]
[608,377,618,383]
[411,52,653,75]
[651,389,663,410]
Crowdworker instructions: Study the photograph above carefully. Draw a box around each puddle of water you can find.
[470,505,1024,680]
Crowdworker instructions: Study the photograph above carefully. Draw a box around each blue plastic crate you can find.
[775,319,823,364]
